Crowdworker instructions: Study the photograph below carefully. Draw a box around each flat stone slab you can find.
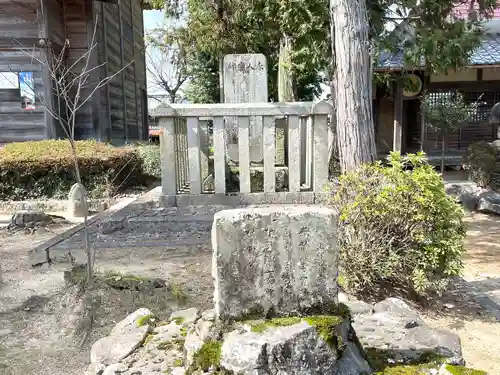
[90,308,152,366]
[351,298,464,365]
[212,205,338,320]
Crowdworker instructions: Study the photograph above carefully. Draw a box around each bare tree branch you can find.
[145,29,189,103]
[9,13,134,284]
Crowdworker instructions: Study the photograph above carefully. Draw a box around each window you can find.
[19,72,36,110]
[0,71,36,110]
[0,72,19,89]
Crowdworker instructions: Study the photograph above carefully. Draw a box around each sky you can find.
[143,10,168,102]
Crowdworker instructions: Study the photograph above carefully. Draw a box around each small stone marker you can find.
[67,183,88,217]
[212,206,338,320]
[223,54,268,164]
[11,210,51,227]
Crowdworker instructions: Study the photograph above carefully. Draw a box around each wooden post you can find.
[420,99,426,152]
[37,0,56,139]
[393,79,403,152]
[86,0,101,140]
[419,74,429,152]
[100,1,112,142]
[118,0,128,143]
[130,0,140,141]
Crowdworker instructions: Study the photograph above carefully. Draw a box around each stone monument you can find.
[212,206,339,319]
[223,54,268,164]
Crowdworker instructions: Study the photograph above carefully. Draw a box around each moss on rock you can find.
[172,316,185,325]
[186,340,223,375]
[373,364,433,374]
[136,314,155,327]
[366,348,446,371]
[246,315,344,350]
[173,358,185,367]
[365,347,458,375]
[103,271,166,291]
[444,365,487,375]
[143,333,155,346]
[372,365,488,375]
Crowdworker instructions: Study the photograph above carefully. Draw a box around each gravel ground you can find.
[0,220,212,375]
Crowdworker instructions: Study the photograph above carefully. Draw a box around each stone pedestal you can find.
[211,206,339,320]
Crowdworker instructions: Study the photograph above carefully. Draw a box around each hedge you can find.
[0,140,143,200]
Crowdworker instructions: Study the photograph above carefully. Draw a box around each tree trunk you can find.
[331,0,377,172]
[441,133,446,174]
[328,6,338,178]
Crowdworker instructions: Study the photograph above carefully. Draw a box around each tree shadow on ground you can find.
[347,276,500,325]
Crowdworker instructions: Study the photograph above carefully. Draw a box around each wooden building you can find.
[0,0,148,145]
[375,19,500,165]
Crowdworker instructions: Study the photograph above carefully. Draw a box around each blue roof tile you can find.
[376,33,500,69]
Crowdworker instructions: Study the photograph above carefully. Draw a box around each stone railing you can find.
[152,101,332,196]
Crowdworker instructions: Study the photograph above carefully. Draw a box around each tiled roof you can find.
[376,33,500,70]
[452,3,500,19]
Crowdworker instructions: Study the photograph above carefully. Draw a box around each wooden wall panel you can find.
[102,3,125,144]
[131,0,147,140]
[46,0,65,46]
[0,0,148,144]
[0,0,39,42]
[63,0,95,139]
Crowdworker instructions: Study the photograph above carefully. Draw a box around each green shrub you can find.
[135,143,161,179]
[330,152,466,297]
[462,141,497,187]
[0,140,142,200]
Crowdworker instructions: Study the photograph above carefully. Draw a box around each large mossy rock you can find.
[85,303,483,375]
[86,307,371,375]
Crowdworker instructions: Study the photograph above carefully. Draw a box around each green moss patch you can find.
[373,365,488,375]
[444,365,487,375]
[186,340,222,375]
[374,364,433,374]
[103,271,166,291]
[246,315,344,349]
[172,316,185,325]
[143,334,155,346]
[180,326,189,337]
[136,314,156,327]
[173,358,185,367]
[366,348,448,374]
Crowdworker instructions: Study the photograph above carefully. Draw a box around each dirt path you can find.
[0,223,213,375]
[421,214,500,374]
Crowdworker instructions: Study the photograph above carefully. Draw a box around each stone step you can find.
[48,242,212,265]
